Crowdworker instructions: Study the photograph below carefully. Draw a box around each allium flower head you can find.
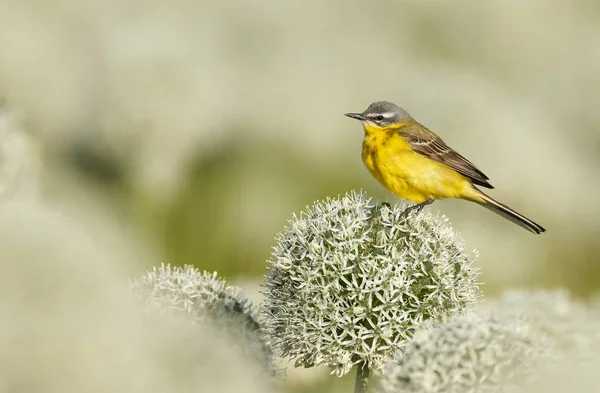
[380,314,548,393]
[483,290,600,356]
[261,191,480,376]
[131,264,273,372]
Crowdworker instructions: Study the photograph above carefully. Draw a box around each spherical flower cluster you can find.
[261,191,481,376]
[380,314,548,393]
[483,290,600,357]
[131,263,272,372]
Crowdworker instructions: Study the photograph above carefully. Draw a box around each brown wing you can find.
[398,124,494,189]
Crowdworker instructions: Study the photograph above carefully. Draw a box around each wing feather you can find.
[398,123,494,189]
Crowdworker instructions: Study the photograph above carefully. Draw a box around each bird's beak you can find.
[345,112,366,121]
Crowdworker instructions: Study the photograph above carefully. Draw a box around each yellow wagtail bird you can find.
[345,101,546,234]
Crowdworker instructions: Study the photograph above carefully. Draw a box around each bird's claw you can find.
[400,199,434,219]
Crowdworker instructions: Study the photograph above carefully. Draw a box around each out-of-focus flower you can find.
[131,264,273,373]
[261,191,481,376]
[380,314,548,393]
[502,356,600,393]
[0,201,271,393]
[482,290,600,357]
[0,102,39,201]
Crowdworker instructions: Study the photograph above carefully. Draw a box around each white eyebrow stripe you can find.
[365,112,395,118]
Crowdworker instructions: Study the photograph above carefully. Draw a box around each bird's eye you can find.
[374,115,385,121]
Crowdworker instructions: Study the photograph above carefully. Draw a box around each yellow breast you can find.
[361,126,472,203]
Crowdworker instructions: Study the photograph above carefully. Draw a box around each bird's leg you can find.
[400,198,434,218]
[415,198,434,213]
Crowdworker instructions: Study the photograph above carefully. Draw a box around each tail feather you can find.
[476,192,546,234]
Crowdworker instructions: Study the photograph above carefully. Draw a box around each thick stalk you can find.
[354,362,369,393]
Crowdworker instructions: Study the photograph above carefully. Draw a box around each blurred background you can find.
[1,0,599,392]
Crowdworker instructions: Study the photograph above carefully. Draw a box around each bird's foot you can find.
[400,199,434,219]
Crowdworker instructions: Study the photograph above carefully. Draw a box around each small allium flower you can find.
[261,191,480,376]
[380,314,548,393]
[0,201,272,393]
[131,264,273,372]
[483,290,600,356]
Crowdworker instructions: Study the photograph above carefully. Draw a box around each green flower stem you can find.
[354,362,369,393]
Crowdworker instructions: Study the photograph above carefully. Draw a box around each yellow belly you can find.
[362,137,473,203]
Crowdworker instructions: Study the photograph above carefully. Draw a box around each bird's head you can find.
[345,101,411,131]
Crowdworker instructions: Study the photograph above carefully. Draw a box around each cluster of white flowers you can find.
[129,193,599,391]
[261,191,481,376]
[483,290,600,358]
[131,264,272,372]
[0,201,272,393]
[378,290,600,393]
[379,314,548,393]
